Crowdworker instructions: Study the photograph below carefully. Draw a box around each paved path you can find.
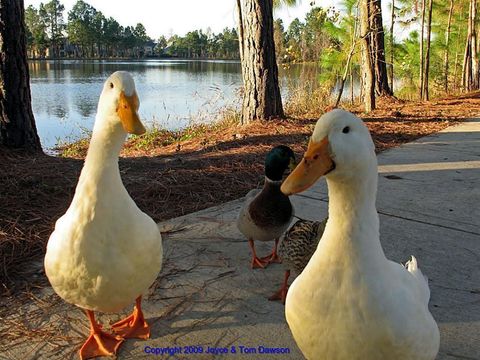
[1,119,479,360]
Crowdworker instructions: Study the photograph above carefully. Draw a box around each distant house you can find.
[43,39,78,58]
[144,40,156,57]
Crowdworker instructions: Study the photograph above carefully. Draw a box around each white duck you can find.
[281,109,439,360]
[44,71,163,360]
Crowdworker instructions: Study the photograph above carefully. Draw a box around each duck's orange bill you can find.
[281,137,334,195]
[117,91,146,135]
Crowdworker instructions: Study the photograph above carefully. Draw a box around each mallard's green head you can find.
[265,145,296,181]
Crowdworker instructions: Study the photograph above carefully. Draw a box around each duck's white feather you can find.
[404,255,431,305]
[45,72,162,313]
[285,110,439,360]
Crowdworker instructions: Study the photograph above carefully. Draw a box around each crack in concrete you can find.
[377,209,480,236]
[304,198,480,236]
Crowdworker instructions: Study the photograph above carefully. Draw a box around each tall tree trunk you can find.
[462,33,471,91]
[462,0,477,91]
[237,0,284,124]
[0,0,42,151]
[51,22,56,58]
[419,0,426,99]
[471,0,479,89]
[360,0,375,112]
[422,0,433,100]
[370,0,392,96]
[389,0,395,92]
[444,0,454,93]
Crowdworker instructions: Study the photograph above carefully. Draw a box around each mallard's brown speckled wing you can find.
[279,218,327,273]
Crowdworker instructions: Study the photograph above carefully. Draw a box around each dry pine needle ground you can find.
[2,95,480,294]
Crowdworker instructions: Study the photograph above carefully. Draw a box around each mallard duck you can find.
[44,71,163,360]
[269,218,327,304]
[281,109,439,359]
[237,145,296,269]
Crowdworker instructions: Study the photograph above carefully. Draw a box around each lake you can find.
[29,59,325,149]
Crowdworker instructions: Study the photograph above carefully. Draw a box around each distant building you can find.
[143,40,156,57]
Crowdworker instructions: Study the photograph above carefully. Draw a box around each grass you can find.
[57,106,241,158]
[284,81,336,119]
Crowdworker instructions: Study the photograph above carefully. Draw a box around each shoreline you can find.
[27,56,242,62]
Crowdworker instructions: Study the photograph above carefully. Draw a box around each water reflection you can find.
[29,60,336,149]
[29,60,245,148]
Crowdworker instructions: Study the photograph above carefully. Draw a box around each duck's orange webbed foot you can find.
[248,239,269,269]
[111,296,150,339]
[260,238,282,264]
[79,310,124,360]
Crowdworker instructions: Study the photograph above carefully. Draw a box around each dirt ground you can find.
[1,95,480,295]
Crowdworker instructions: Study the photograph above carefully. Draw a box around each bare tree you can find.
[0,0,42,151]
[236,0,284,124]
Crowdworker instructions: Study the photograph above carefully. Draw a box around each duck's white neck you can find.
[81,114,126,181]
[85,115,127,165]
[323,161,385,262]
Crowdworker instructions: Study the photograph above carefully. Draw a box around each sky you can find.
[24,0,337,40]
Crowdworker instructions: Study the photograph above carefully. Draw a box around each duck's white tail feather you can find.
[405,255,431,304]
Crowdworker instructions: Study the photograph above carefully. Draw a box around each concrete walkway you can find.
[1,120,479,360]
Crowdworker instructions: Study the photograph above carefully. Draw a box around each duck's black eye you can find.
[109,82,114,89]
[342,126,350,134]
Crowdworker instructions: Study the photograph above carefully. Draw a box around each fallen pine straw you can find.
[2,95,480,295]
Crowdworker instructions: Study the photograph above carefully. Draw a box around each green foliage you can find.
[22,0,478,98]
[25,5,48,57]
[40,0,65,57]
[58,113,240,157]
[25,0,153,58]
[67,0,97,49]
[279,6,340,63]
[284,79,334,118]
[166,28,239,59]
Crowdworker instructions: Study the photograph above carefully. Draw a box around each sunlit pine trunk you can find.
[236,0,284,124]
[444,0,454,93]
[360,0,375,112]
[0,0,42,151]
[370,0,392,96]
[462,0,478,91]
[422,0,433,100]
[389,0,395,92]
[419,0,426,99]
[471,0,479,89]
